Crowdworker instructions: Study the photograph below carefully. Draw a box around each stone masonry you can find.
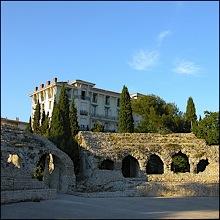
[76,131,219,197]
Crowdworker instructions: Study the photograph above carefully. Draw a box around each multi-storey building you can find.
[30,78,142,131]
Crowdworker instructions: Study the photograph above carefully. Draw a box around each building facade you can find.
[1,117,28,130]
[30,78,142,131]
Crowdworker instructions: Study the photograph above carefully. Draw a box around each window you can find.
[41,92,44,102]
[34,95,37,104]
[48,89,52,99]
[105,96,110,105]
[92,93,98,103]
[81,91,86,100]
[49,101,52,109]
[91,105,97,116]
[117,98,120,107]
[67,89,72,99]
[105,107,109,117]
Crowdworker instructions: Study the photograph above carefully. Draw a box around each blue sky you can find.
[1,1,219,122]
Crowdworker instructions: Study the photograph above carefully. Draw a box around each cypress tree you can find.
[41,109,46,126]
[49,86,80,174]
[33,100,41,134]
[49,99,65,150]
[185,97,197,131]
[25,116,33,133]
[69,100,79,136]
[40,111,49,136]
[118,85,134,133]
[58,84,72,140]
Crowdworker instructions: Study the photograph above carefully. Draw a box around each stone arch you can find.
[196,159,209,173]
[171,151,190,173]
[122,155,140,178]
[32,147,75,193]
[146,154,164,174]
[99,159,114,170]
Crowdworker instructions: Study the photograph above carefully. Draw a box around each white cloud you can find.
[173,60,201,75]
[157,30,172,46]
[129,50,159,71]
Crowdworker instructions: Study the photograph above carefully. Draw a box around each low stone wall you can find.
[137,182,219,197]
[1,177,47,191]
[74,182,219,198]
[1,189,57,204]
[147,170,219,183]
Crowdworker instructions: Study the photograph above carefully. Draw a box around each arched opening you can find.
[196,159,209,173]
[171,151,190,173]
[32,153,54,181]
[122,155,139,178]
[146,154,164,174]
[99,159,114,170]
[7,153,22,168]
[32,153,68,191]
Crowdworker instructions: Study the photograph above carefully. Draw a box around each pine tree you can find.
[118,85,134,133]
[25,116,33,133]
[185,97,197,131]
[33,100,41,134]
[69,100,79,136]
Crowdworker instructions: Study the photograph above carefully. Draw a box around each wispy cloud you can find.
[157,30,172,46]
[173,59,201,75]
[129,50,159,71]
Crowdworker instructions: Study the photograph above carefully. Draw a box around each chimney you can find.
[53,77,57,83]
[35,87,38,91]
[46,80,51,86]
[16,117,19,121]
[40,84,44,89]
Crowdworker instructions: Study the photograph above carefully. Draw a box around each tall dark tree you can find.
[49,99,64,147]
[41,109,46,126]
[40,110,49,136]
[33,100,41,134]
[25,116,33,133]
[185,97,197,131]
[49,86,80,174]
[69,100,79,136]
[58,84,72,141]
[118,85,134,133]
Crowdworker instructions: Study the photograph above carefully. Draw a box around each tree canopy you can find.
[193,111,219,145]
[132,95,189,133]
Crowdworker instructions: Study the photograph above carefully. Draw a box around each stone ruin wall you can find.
[76,131,219,196]
[1,125,219,201]
[1,125,76,203]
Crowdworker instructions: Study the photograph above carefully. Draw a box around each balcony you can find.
[74,95,90,101]
[91,113,118,121]
[80,110,88,116]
